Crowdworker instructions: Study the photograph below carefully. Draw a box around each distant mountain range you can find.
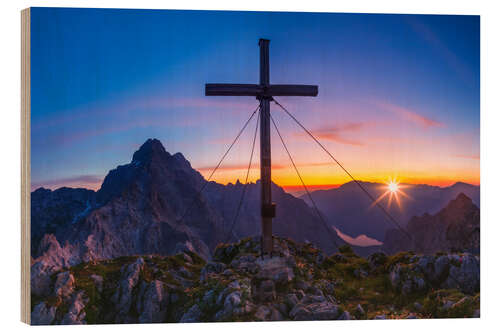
[301,181,479,241]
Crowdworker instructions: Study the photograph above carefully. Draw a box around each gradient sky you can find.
[30,8,480,192]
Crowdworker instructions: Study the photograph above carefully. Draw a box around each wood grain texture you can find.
[21,7,31,325]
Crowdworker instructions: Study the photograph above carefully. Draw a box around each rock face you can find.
[388,252,479,295]
[136,280,170,323]
[31,139,225,272]
[442,254,480,294]
[111,257,146,322]
[53,271,75,299]
[31,234,80,297]
[60,291,88,324]
[30,237,480,324]
[31,187,97,257]
[383,193,480,254]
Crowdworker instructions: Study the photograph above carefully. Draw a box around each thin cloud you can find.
[406,17,476,86]
[196,161,337,174]
[375,101,444,128]
[33,96,257,131]
[313,132,365,146]
[31,175,103,191]
[42,113,206,147]
[302,121,370,146]
[453,154,480,160]
[196,163,287,173]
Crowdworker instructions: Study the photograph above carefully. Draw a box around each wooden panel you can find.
[21,7,31,325]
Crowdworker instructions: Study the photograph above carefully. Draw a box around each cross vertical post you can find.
[204,39,318,256]
[258,39,274,255]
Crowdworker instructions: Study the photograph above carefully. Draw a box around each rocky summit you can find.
[31,237,479,324]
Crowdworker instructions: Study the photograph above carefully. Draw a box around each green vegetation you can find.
[32,237,479,323]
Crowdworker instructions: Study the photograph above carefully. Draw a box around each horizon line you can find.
[30,176,480,193]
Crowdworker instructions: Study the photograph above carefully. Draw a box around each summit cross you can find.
[205,39,319,254]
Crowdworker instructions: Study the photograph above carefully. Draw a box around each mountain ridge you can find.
[301,180,479,240]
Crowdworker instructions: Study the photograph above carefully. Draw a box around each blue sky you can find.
[30,8,480,190]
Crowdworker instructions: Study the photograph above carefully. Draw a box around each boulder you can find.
[290,302,341,321]
[180,304,202,323]
[31,302,56,325]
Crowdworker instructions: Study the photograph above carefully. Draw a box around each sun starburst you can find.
[370,178,411,210]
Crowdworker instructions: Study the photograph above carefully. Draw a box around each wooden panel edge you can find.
[21,7,31,325]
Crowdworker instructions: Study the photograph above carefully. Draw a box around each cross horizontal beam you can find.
[205,84,318,97]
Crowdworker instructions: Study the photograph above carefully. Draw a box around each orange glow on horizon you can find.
[201,168,479,189]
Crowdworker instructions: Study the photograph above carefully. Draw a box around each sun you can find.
[370,178,411,210]
[388,181,399,193]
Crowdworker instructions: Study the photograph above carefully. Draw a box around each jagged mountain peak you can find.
[448,192,473,207]
[383,193,480,254]
[132,138,171,164]
[439,193,477,223]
